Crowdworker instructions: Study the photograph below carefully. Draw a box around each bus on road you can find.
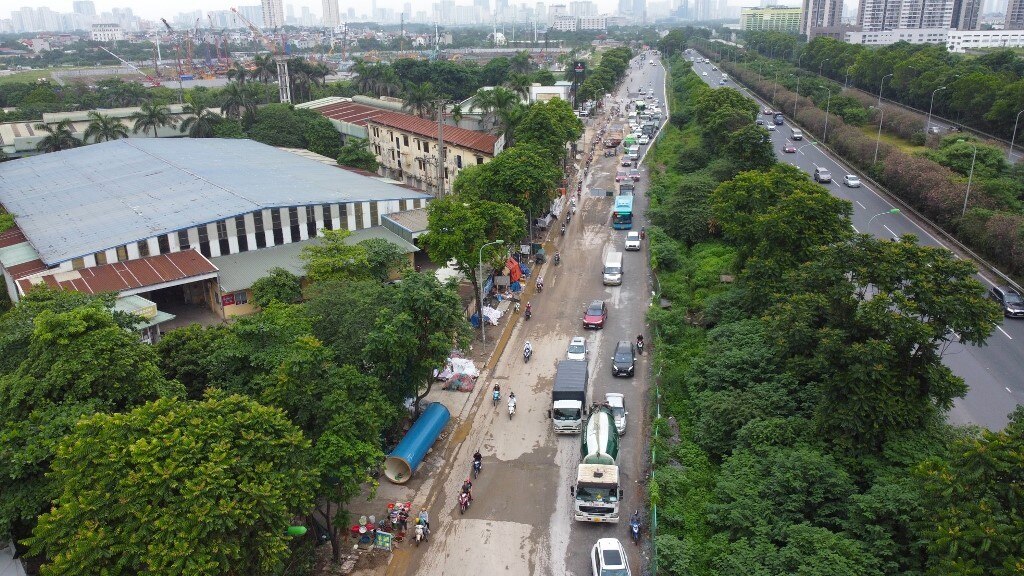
[612,194,634,229]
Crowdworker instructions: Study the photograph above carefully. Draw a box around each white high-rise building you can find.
[323,0,339,25]
[73,1,97,17]
[1008,0,1024,28]
[262,0,285,28]
[802,0,843,34]
[570,0,599,16]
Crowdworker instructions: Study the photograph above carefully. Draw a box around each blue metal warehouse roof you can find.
[0,138,430,265]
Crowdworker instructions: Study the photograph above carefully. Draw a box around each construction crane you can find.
[100,46,161,86]
[230,6,292,103]
[159,18,186,102]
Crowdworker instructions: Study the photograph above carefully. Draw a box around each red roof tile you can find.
[6,258,48,278]
[369,111,500,155]
[309,100,389,127]
[0,226,28,249]
[16,250,218,296]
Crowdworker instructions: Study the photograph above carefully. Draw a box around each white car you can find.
[767,124,776,131]
[844,174,862,188]
[638,135,650,145]
[592,538,632,576]
[624,231,641,251]
[605,393,627,435]
[567,336,587,361]
[702,71,708,76]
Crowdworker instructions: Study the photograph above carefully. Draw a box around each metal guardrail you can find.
[718,59,1024,295]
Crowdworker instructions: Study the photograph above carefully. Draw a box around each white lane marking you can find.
[1008,387,1014,393]
[852,225,860,233]
[883,225,898,238]
[978,273,997,288]
[997,325,1013,339]
[856,200,866,209]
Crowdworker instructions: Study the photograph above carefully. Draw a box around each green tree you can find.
[402,81,436,118]
[916,406,1024,576]
[452,144,562,218]
[420,196,523,336]
[25,393,316,576]
[724,124,776,172]
[250,267,303,309]
[0,305,181,545]
[226,61,249,84]
[305,279,397,367]
[154,324,234,400]
[179,94,220,138]
[34,119,81,152]
[131,101,178,137]
[82,111,129,143]
[337,137,379,172]
[514,98,584,164]
[258,338,395,561]
[358,237,409,282]
[364,272,471,413]
[301,229,369,284]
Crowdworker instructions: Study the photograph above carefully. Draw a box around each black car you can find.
[990,286,1024,318]
[611,340,636,377]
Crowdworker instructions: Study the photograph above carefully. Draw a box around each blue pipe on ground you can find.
[383,402,451,484]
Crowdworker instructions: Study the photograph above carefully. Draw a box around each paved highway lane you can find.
[689,54,1022,430]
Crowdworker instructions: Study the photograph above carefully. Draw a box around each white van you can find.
[627,145,640,160]
[603,251,623,286]
[791,128,803,140]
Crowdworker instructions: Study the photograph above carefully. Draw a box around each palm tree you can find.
[251,54,276,84]
[220,82,249,119]
[504,73,532,100]
[451,103,464,125]
[34,119,81,152]
[226,62,249,84]
[83,111,129,143]
[403,82,436,118]
[131,102,178,138]
[179,96,219,138]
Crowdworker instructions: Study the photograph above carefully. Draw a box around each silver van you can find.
[791,128,803,140]
[603,251,623,285]
[627,145,640,160]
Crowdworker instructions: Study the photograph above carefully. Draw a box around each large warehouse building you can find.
[0,138,430,328]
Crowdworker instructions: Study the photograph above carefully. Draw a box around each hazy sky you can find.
[16,0,628,20]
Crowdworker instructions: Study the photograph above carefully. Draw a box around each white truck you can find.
[573,404,622,523]
[551,360,588,434]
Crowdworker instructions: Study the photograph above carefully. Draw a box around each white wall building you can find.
[261,0,285,28]
[90,23,124,41]
[579,15,608,28]
[552,14,579,29]
[846,26,1024,50]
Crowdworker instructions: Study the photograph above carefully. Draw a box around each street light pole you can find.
[1010,109,1024,161]
[844,65,853,88]
[960,140,978,219]
[478,239,504,343]
[874,106,885,164]
[877,73,893,107]
[772,70,780,104]
[926,86,947,136]
[820,86,833,142]
[819,58,829,78]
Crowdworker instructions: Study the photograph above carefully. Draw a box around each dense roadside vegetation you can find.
[647,49,1022,576]
[694,41,1024,279]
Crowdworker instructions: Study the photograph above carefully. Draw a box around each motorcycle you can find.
[472,459,482,478]
[523,344,532,363]
[415,523,427,546]
[536,277,544,292]
[554,252,561,266]
[525,307,532,321]
[514,300,521,313]
[566,212,572,225]
[508,399,516,420]
[459,491,471,514]
[560,224,566,236]
[630,511,641,544]
[492,388,500,406]
[636,337,644,355]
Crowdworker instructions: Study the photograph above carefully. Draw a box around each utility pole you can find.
[436,101,446,196]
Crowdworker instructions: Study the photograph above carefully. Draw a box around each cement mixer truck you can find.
[573,404,622,523]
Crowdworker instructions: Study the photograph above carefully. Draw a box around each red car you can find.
[583,300,608,329]
[615,170,627,182]
[783,144,797,153]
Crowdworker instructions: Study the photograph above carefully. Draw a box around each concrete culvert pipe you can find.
[384,402,451,484]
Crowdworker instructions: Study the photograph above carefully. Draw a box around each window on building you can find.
[354,202,364,230]
[374,144,382,156]
[456,155,463,168]
[339,203,348,230]
[138,240,150,257]
[306,205,316,238]
[403,135,409,147]
[373,127,379,137]
[71,257,84,270]
[370,201,379,226]
[116,245,128,261]
[235,290,248,305]
[158,235,170,254]
[477,156,484,164]
[423,142,429,153]
[216,220,230,254]
[322,204,334,230]
[234,216,248,252]
[253,211,266,249]
[95,251,107,265]
[197,226,211,257]
[177,230,190,250]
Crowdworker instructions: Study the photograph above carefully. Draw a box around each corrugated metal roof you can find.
[369,112,499,155]
[16,249,218,296]
[212,226,418,293]
[0,139,431,265]
[383,208,429,234]
[305,99,389,127]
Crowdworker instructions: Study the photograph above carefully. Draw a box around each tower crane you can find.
[159,18,186,102]
[230,7,292,103]
[99,47,161,86]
